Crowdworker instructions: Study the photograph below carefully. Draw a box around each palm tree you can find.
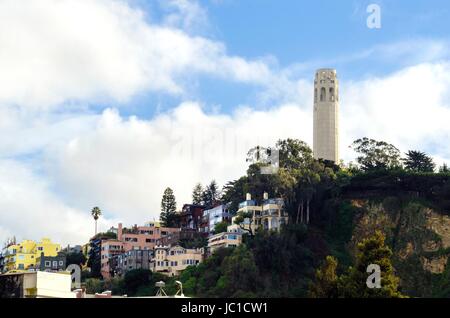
[91,207,102,236]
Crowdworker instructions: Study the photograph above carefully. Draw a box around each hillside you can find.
[177,169,450,298]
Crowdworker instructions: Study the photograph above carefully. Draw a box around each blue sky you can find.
[1,0,450,244]
[119,0,450,118]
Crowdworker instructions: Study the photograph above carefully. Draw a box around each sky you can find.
[1,0,450,246]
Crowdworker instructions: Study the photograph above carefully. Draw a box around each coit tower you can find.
[313,68,339,163]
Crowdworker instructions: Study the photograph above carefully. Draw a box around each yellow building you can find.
[4,238,61,272]
[153,245,204,276]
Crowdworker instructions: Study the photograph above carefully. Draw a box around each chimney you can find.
[118,223,123,241]
[263,192,269,200]
[246,193,251,201]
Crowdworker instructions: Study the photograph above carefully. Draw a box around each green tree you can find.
[85,278,104,294]
[66,251,87,267]
[160,187,178,227]
[309,256,339,298]
[92,231,117,240]
[214,221,229,234]
[351,138,402,171]
[87,240,102,278]
[233,211,255,236]
[0,275,21,298]
[439,163,449,173]
[91,206,102,235]
[192,183,204,205]
[221,177,248,213]
[219,245,260,297]
[403,150,435,173]
[276,138,314,170]
[298,168,321,224]
[275,139,317,224]
[202,180,221,209]
[123,269,152,296]
[338,231,405,298]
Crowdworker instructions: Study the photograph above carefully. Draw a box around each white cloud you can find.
[341,62,450,163]
[0,0,273,110]
[46,102,312,224]
[0,160,118,245]
[0,105,97,158]
[161,0,210,33]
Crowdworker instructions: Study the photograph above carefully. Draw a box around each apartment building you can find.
[259,196,288,231]
[234,193,288,233]
[110,249,154,277]
[100,240,125,278]
[179,204,205,231]
[2,238,62,272]
[153,245,204,276]
[202,203,233,234]
[207,232,242,254]
[100,222,180,278]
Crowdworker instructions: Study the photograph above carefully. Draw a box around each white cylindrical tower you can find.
[313,69,339,162]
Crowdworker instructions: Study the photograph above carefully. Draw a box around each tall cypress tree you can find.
[160,187,178,227]
[192,183,204,205]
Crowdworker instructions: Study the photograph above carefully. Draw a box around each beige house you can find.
[207,232,243,254]
[233,193,288,234]
[259,197,288,232]
[152,245,204,276]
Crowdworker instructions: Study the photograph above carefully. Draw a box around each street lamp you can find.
[175,280,184,297]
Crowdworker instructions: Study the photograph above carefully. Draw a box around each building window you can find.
[320,87,326,102]
[53,261,58,267]
[329,87,335,102]
[59,261,64,266]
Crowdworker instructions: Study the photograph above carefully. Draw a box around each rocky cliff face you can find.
[344,197,450,297]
